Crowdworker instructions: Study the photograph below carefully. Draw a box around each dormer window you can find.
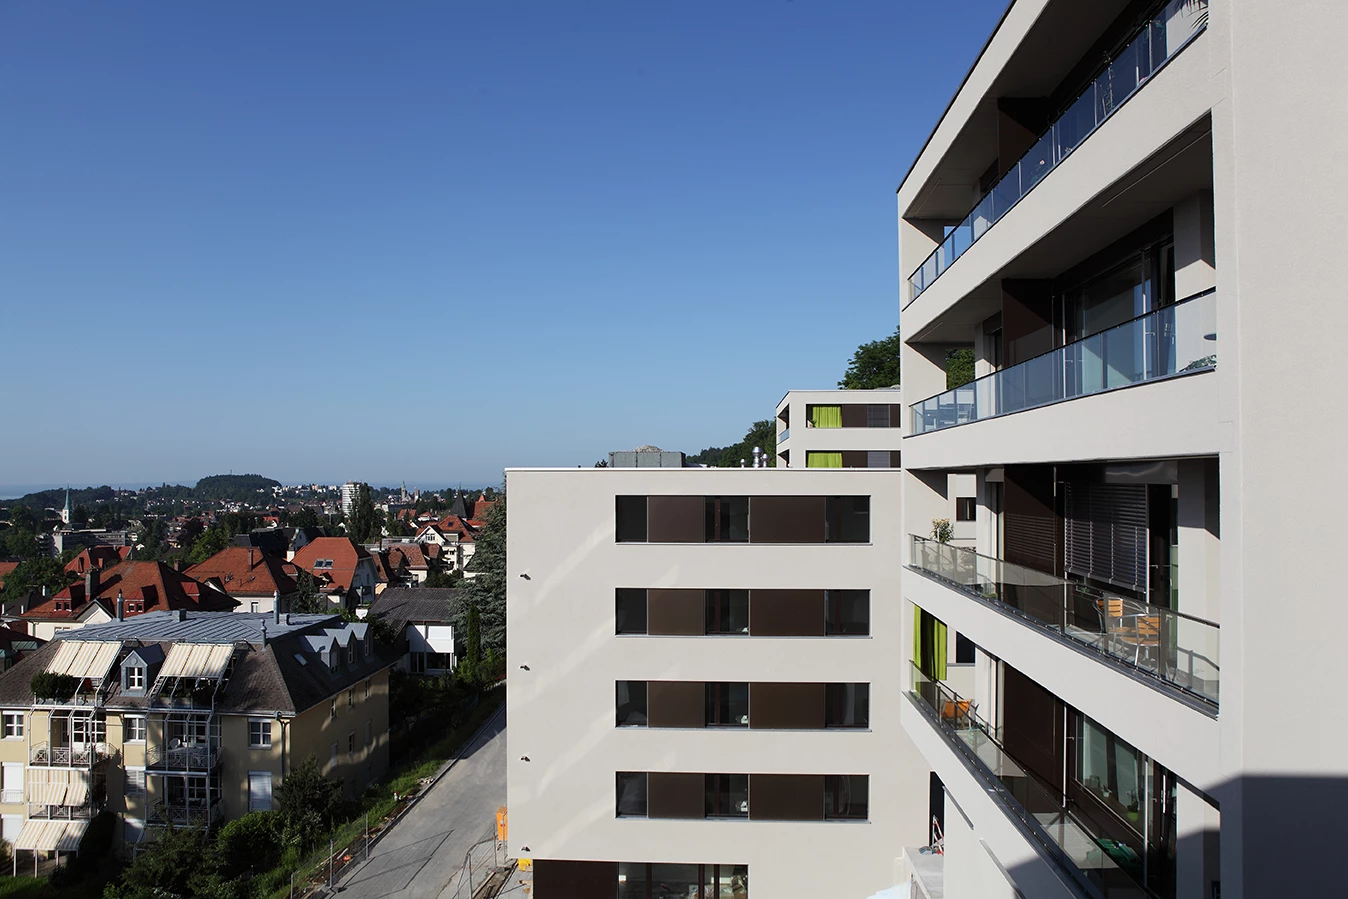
[125,667,145,691]
[347,643,355,665]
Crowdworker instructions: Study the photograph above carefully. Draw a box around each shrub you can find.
[216,810,284,878]
[30,671,81,700]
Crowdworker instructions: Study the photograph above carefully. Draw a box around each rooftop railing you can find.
[911,289,1216,435]
[909,664,1150,898]
[905,0,1209,306]
[910,536,1218,706]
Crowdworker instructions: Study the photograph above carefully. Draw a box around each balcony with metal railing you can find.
[148,798,223,828]
[29,742,112,768]
[909,536,1218,707]
[145,742,223,772]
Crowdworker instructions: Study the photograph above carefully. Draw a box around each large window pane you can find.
[615,496,648,543]
[825,590,869,635]
[650,865,701,899]
[705,773,750,818]
[825,683,870,728]
[824,774,869,820]
[617,862,648,899]
[616,589,647,635]
[616,681,648,727]
[865,405,890,428]
[706,590,749,635]
[826,496,870,543]
[705,682,749,727]
[616,772,648,817]
[705,497,749,542]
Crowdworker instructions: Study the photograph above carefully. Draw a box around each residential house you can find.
[367,588,461,675]
[186,547,300,616]
[290,538,379,610]
[63,547,132,576]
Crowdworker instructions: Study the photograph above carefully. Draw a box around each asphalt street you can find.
[335,707,507,899]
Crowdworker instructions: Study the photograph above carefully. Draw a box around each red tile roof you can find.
[434,515,478,544]
[27,560,237,621]
[472,498,497,520]
[0,562,18,591]
[64,546,132,575]
[290,537,373,591]
[186,546,300,598]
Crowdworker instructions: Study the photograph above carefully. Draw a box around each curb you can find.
[318,700,508,896]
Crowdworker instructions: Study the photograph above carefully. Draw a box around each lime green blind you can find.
[810,405,842,428]
[915,607,948,681]
[806,452,843,468]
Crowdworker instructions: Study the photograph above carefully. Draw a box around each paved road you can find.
[336,707,507,899]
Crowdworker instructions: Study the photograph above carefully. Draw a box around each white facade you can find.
[895,2,1348,898]
[774,389,903,470]
[507,467,930,899]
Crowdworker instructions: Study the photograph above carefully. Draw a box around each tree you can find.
[716,420,776,468]
[292,571,326,613]
[291,507,321,529]
[946,348,975,389]
[215,810,284,878]
[273,755,349,851]
[102,823,226,899]
[423,568,462,589]
[346,483,379,544]
[458,603,482,685]
[72,505,89,527]
[0,524,38,561]
[8,505,36,532]
[459,496,506,655]
[838,327,902,389]
[186,527,230,565]
[178,517,205,550]
[1,557,72,603]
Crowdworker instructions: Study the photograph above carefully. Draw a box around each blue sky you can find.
[0,0,1005,492]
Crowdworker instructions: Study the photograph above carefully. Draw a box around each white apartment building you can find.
[507,466,930,899]
[775,389,903,471]
[895,2,1347,899]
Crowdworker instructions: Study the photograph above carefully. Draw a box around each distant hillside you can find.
[193,474,281,500]
[7,485,117,511]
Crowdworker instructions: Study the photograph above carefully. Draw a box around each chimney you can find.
[116,590,125,622]
[176,609,187,622]
[85,569,99,601]
[273,591,281,625]
[249,547,255,567]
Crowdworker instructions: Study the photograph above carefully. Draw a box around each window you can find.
[330,699,338,720]
[825,496,870,543]
[615,589,648,635]
[365,720,372,748]
[955,497,977,522]
[616,681,648,727]
[807,404,842,428]
[704,496,749,543]
[126,768,146,797]
[125,666,145,691]
[825,683,870,728]
[249,719,272,749]
[348,688,355,710]
[825,591,870,636]
[705,590,749,635]
[615,496,648,543]
[2,713,22,740]
[617,864,747,899]
[348,732,356,757]
[866,451,892,469]
[330,743,339,769]
[704,774,749,818]
[315,559,334,569]
[250,602,259,613]
[616,772,648,817]
[955,633,977,665]
[866,405,890,428]
[248,772,273,812]
[125,716,146,743]
[364,679,372,700]
[824,774,869,820]
[347,643,356,665]
[705,682,749,727]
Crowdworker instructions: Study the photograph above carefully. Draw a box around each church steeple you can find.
[61,487,71,526]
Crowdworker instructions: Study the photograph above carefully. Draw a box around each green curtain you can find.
[932,617,948,681]
[810,405,842,428]
[806,452,843,468]
[913,606,923,675]
[915,607,949,682]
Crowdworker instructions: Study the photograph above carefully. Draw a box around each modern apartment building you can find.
[775,389,903,471]
[895,1,1346,898]
[507,465,930,899]
[0,610,393,870]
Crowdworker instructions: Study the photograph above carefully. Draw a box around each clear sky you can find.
[0,0,1006,493]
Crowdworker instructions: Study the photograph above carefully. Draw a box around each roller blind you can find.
[1063,482,1147,589]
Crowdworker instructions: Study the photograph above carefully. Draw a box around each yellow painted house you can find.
[0,609,395,871]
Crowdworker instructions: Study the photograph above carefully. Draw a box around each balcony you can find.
[29,742,111,768]
[911,289,1216,435]
[905,1,1209,305]
[146,743,223,772]
[910,536,1218,706]
[908,664,1151,899]
[148,799,223,828]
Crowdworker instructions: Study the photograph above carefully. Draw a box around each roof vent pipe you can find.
[274,591,281,625]
[117,590,125,622]
[85,569,99,601]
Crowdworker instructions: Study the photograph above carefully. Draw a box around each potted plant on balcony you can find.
[31,672,81,702]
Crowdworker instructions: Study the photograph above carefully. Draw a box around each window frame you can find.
[1,713,23,740]
[124,716,146,743]
[248,718,273,749]
[955,497,977,522]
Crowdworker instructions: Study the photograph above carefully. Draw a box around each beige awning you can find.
[56,820,87,851]
[63,772,89,807]
[160,643,233,680]
[14,819,66,852]
[46,640,122,683]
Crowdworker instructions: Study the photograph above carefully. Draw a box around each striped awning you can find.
[160,643,233,680]
[57,820,87,851]
[46,640,122,683]
[27,768,90,807]
[14,818,89,852]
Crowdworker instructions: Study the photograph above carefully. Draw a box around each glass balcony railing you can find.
[910,536,1219,705]
[911,289,1216,435]
[909,664,1150,899]
[779,427,790,442]
[905,0,1209,305]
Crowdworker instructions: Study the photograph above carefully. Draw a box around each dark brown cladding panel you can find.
[647,681,705,728]
[533,860,618,898]
[749,590,824,637]
[648,772,705,819]
[647,495,705,543]
[647,589,704,636]
[749,774,824,820]
[749,682,825,729]
[841,404,867,428]
[747,495,826,543]
[842,451,868,469]
[891,451,903,468]
[889,405,903,427]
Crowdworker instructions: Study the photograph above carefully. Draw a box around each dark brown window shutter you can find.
[647,772,705,819]
[890,451,903,468]
[841,405,867,427]
[647,496,705,543]
[648,681,705,728]
[749,774,824,820]
[532,860,617,897]
[749,683,825,729]
[748,590,824,637]
[647,589,704,636]
[889,404,904,428]
[842,451,868,469]
[747,496,826,543]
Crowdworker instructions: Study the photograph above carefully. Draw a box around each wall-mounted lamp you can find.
[518,573,531,580]
[519,664,530,671]
[520,756,530,762]
[520,846,530,852]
